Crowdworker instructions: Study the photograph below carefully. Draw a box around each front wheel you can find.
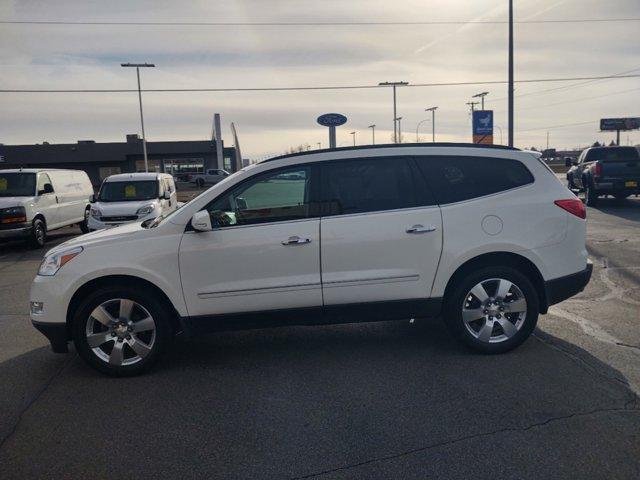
[72,286,172,376]
[196,178,205,188]
[28,218,46,249]
[443,266,539,354]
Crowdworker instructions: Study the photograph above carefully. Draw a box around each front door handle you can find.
[406,224,437,234]
[282,236,311,246]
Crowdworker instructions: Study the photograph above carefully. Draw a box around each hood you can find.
[93,200,159,216]
[0,197,30,209]
[46,221,145,256]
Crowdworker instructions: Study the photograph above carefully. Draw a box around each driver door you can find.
[179,164,322,318]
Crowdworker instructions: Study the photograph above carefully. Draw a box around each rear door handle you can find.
[406,224,437,234]
[282,236,311,246]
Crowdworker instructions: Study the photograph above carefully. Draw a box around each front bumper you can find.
[32,320,69,353]
[87,213,155,230]
[0,222,31,239]
[544,262,593,307]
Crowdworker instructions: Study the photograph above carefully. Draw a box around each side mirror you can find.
[43,183,54,194]
[89,194,96,203]
[191,210,212,232]
[163,190,171,200]
[236,197,248,210]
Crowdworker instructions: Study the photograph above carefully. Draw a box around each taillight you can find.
[554,199,586,219]
[593,161,602,178]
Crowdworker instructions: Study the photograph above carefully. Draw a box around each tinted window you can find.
[321,157,431,215]
[584,147,639,162]
[415,156,534,205]
[205,166,312,227]
[99,180,159,202]
[0,173,36,197]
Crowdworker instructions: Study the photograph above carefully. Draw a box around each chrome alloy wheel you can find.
[461,278,527,344]
[85,299,156,367]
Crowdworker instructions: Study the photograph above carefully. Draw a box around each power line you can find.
[1,18,639,26]
[1,74,639,94]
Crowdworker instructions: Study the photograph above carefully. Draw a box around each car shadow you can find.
[0,226,81,256]
[586,196,640,222]
[0,320,638,478]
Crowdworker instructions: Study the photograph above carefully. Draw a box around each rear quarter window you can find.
[415,155,534,205]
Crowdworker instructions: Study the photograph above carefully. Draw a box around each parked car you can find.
[569,146,640,206]
[88,173,177,231]
[0,168,93,248]
[30,144,592,376]
[190,168,230,187]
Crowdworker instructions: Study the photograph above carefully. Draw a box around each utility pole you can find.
[121,62,155,172]
[395,117,403,143]
[368,124,376,144]
[508,0,514,147]
[472,91,489,110]
[466,101,479,113]
[350,131,356,146]
[425,106,438,142]
[379,81,408,143]
[546,131,549,150]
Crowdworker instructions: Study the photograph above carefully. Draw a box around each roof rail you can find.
[264,142,520,163]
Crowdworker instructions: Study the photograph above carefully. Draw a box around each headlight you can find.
[136,204,155,216]
[38,246,83,276]
[0,206,27,224]
[90,207,102,218]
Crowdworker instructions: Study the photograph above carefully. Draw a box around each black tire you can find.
[585,180,598,207]
[567,174,575,190]
[28,218,46,249]
[71,285,172,376]
[196,178,205,188]
[443,265,539,354]
[614,193,629,201]
[79,207,90,234]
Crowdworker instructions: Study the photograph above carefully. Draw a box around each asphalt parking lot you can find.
[1,198,639,479]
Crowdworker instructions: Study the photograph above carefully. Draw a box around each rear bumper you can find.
[32,320,69,353]
[593,179,639,193]
[544,262,593,307]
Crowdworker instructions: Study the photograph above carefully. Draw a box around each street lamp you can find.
[379,81,408,143]
[121,62,155,172]
[495,125,503,145]
[472,91,489,110]
[425,106,438,142]
[395,117,403,143]
[350,131,356,146]
[368,124,376,144]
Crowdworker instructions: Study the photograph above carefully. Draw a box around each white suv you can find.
[30,144,592,376]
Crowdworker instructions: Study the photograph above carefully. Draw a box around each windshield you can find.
[585,147,640,162]
[98,180,158,202]
[0,173,36,197]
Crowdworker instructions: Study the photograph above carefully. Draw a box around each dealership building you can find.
[0,134,238,186]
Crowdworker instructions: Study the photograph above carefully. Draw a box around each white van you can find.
[0,169,93,248]
[88,173,177,231]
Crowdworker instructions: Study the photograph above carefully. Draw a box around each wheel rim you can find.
[85,298,156,367]
[461,278,527,344]
[35,224,44,243]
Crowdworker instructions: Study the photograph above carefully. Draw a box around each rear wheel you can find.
[196,178,205,188]
[443,266,539,354]
[79,207,90,233]
[28,218,46,249]
[72,286,172,376]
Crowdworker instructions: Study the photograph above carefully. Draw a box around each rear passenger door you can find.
[319,157,443,308]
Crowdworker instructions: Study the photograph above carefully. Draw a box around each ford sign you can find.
[317,113,347,127]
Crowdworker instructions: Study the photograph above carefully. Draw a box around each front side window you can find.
[0,173,36,197]
[415,155,534,205]
[321,157,428,216]
[205,166,312,227]
[37,173,53,194]
[98,180,159,202]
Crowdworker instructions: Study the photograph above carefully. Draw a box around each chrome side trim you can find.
[198,282,321,299]
[322,274,420,288]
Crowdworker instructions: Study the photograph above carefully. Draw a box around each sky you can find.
[1,0,639,159]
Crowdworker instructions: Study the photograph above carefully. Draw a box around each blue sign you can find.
[317,113,347,127]
[600,117,640,131]
[472,110,493,136]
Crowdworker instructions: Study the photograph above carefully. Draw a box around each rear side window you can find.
[584,147,639,162]
[321,157,434,215]
[415,155,534,205]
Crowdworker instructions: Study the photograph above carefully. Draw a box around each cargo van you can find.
[88,173,177,230]
[0,168,93,248]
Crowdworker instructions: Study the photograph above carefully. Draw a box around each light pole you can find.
[350,131,356,146]
[121,62,155,172]
[379,81,408,143]
[508,0,514,147]
[395,117,403,143]
[472,91,489,110]
[317,142,321,149]
[368,124,376,144]
[425,106,438,142]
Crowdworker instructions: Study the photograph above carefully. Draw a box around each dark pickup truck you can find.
[567,146,640,206]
